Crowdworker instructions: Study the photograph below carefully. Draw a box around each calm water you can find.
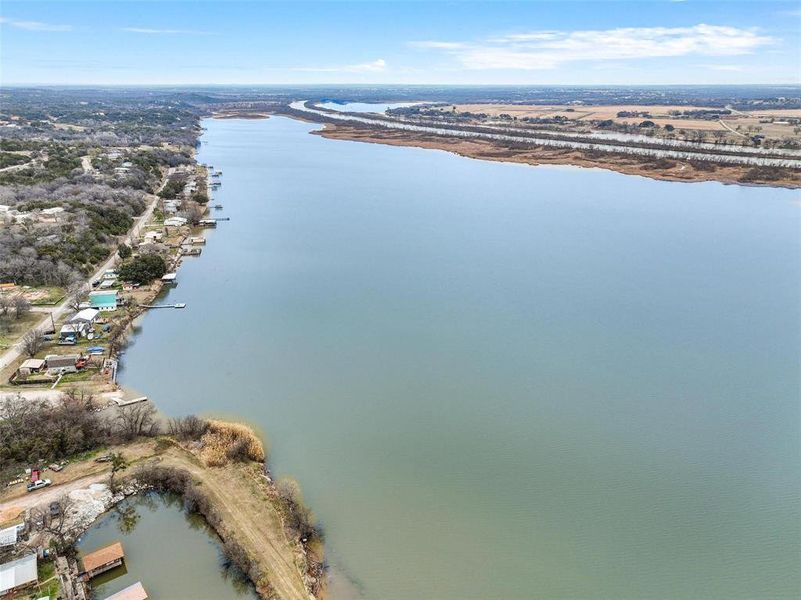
[120,116,801,599]
[78,493,256,599]
[317,101,420,114]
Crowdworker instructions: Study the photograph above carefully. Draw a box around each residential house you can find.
[0,553,37,596]
[69,308,100,326]
[143,230,163,243]
[89,290,118,311]
[44,354,80,374]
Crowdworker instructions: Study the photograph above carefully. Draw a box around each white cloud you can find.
[0,17,72,32]
[698,64,744,72]
[292,59,387,73]
[122,27,214,35]
[411,24,774,71]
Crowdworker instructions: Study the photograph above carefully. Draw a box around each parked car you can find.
[48,463,63,472]
[26,479,52,492]
[49,502,62,517]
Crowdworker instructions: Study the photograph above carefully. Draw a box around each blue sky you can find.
[1,1,799,85]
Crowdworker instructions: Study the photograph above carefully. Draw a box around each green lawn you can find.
[29,286,66,306]
[28,559,60,599]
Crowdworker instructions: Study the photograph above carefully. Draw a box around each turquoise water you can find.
[78,493,256,599]
[120,116,801,599]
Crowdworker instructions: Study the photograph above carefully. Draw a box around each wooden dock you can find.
[142,303,186,309]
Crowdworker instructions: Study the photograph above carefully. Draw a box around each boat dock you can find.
[142,303,187,309]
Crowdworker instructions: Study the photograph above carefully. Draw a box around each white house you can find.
[164,216,187,227]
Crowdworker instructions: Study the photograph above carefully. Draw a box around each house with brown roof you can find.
[80,541,125,578]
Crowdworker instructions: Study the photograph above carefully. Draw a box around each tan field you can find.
[433,103,801,140]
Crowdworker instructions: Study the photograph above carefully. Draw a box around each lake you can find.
[317,101,421,114]
[77,493,256,599]
[120,116,800,599]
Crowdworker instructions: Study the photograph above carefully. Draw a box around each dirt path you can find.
[0,472,108,523]
[158,448,311,600]
[0,438,312,600]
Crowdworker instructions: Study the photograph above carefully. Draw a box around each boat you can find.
[213,204,223,209]
[174,303,187,309]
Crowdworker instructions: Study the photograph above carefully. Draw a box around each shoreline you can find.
[314,123,801,189]
[0,130,326,599]
[212,109,799,188]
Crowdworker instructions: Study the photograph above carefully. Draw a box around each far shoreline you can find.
[207,110,801,189]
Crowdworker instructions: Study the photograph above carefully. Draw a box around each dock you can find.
[112,396,149,407]
[142,303,186,309]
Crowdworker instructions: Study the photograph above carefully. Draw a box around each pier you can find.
[142,303,187,309]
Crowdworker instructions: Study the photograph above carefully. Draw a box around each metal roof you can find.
[69,308,100,323]
[104,581,148,600]
[0,524,21,547]
[0,553,37,594]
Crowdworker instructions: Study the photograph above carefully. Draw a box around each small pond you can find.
[77,493,257,600]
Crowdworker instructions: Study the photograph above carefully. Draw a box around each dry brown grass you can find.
[200,420,265,466]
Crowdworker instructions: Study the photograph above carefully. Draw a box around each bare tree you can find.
[183,201,205,226]
[13,296,31,320]
[167,414,209,440]
[21,329,45,357]
[114,402,159,440]
[31,494,75,552]
[66,280,88,311]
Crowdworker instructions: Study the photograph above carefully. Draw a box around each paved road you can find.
[0,185,163,376]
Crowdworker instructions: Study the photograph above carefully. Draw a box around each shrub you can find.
[117,254,167,284]
[200,421,265,467]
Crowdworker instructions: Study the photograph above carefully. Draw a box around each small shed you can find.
[18,358,45,375]
[89,290,118,311]
[0,553,38,596]
[104,581,149,600]
[0,523,23,548]
[80,541,125,579]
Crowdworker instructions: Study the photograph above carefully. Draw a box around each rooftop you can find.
[104,581,148,600]
[80,541,124,573]
[69,307,100,322]
[0,553,37,595]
